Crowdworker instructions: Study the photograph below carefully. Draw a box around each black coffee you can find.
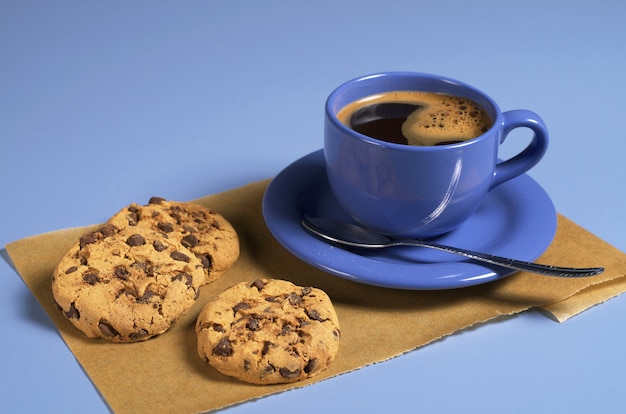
[336,91,492,146]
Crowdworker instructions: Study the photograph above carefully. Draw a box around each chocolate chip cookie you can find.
[52,224,206,342]
[196,278,341,384]
[107,197,239,285]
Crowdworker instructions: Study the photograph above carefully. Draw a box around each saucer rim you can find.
[262,149,557,290]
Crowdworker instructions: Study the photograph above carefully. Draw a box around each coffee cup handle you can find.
[491,109,549,189]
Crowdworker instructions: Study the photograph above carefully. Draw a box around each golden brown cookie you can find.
[107,197,239,285]
[52,223,206,342]
[196,278,341,384]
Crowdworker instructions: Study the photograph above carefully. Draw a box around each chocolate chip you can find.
[232,302,250,314]
[126,211,139,226]
[243,360,251,371]
[148,196,166,205]
[306,309,323,321]
[251,279,266,290]
[131,261,147,272]
[301,287,312,296]
[138,290,158,303]
[79,231,98,248]
[98,321,119,337]
[279,367,301,379]
[261,340,274,356]
[129,329,149,341]
[246,316,261,331]
[152,240,167,252]
[191,210,208,222]
[169,251,189,262]
[126,234,146,246]
[172,272,193,287]
[65,266,77,274]
[181,234,199,248]
[157,222,174,233]
[212,338,233,356]
[286,293,302,306]
[181,224,195,233]
[195,254,211,269]
[82,272,98,285]
[99,224,118,238]
[264,296,279,303]
[279,324,293,336]
[212,323,225,332]
[260,365,275,377]
[304,358,318,374]
[64,302,80,319]
[113,266,129,280]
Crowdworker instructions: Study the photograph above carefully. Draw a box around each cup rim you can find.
[325,71,503,151]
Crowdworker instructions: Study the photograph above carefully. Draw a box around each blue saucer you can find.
[262,150,557,290]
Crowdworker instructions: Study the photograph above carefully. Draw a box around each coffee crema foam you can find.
[337,91,492,146]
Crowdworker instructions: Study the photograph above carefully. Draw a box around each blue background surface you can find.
[1,1,625,413]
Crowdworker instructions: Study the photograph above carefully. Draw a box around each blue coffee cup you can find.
[324,72,549,238]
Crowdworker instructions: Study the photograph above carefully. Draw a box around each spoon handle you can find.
[398,239,604,277]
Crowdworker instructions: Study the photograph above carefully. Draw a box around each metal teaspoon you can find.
[301,217,604,278]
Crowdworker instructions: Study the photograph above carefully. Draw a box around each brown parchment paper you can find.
[5,179,626,413]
